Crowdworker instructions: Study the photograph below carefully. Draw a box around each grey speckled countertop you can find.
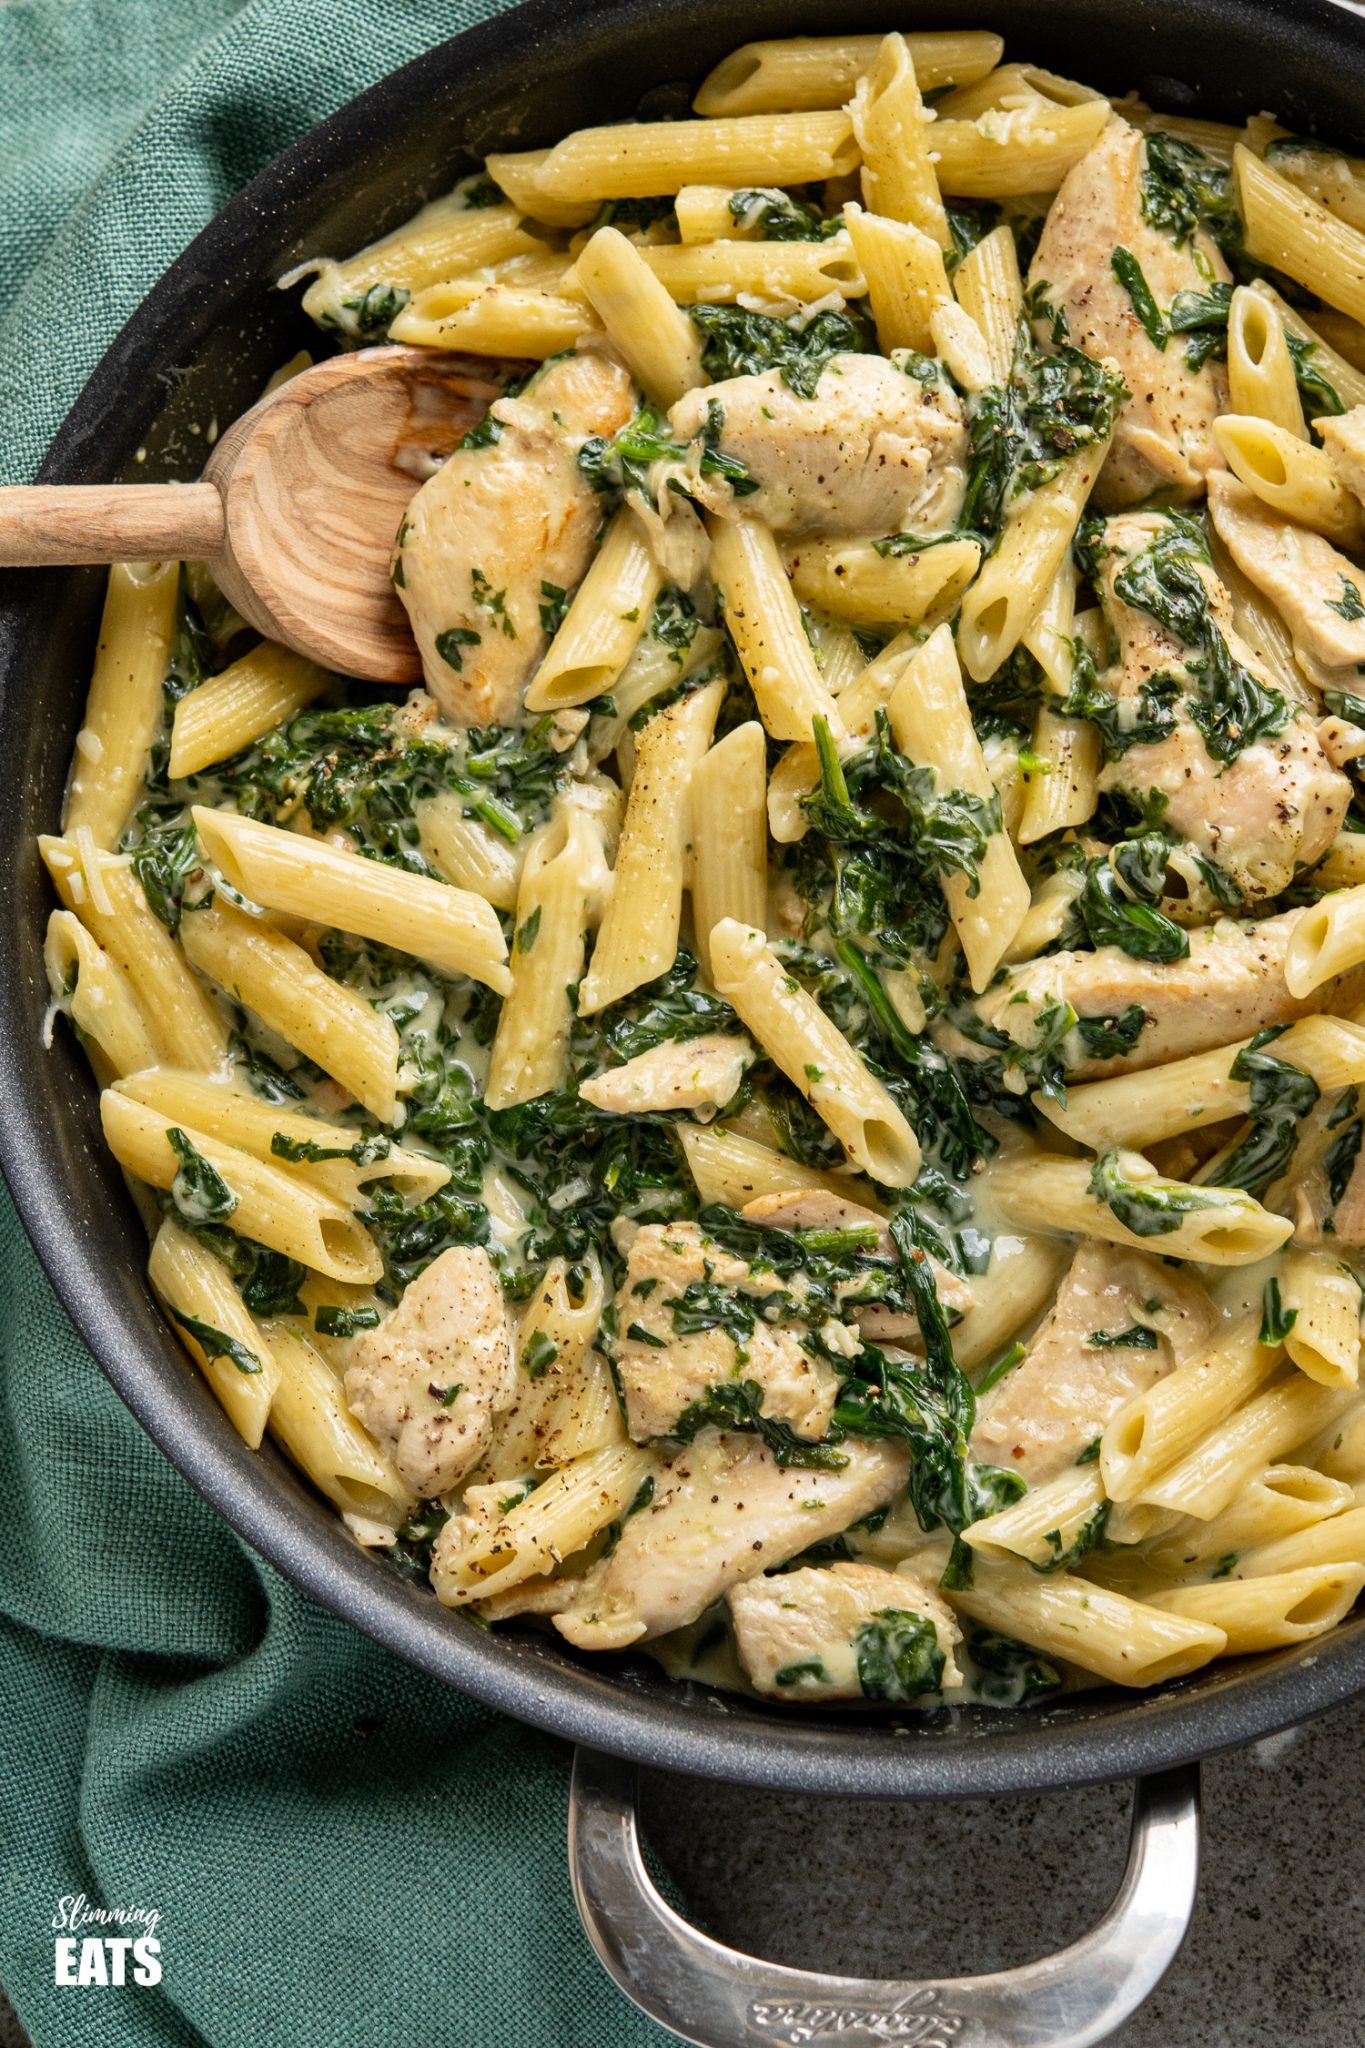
[5,1693,1364,2046]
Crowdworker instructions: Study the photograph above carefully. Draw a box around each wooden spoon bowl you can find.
[0,347,523,682]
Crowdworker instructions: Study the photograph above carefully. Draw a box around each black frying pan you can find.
[2,4,1363,2039]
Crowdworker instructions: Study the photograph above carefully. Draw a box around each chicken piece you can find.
[550,1431,910,1650]
[578,1033,752,1121]
[667,353,967,536]
[728,1560,962,1701]
[344,1246,513,1497]
[943,906,1365,1081]
[1317,406,1365,510]
[1110,714,1348,908]
[971,1243,1217,1485]
[1029,119,1230,508]
[612,1222,843,1443]
[737,1188,975,1345]
[1092,511,1349,907]
[394,349,634,723]
[1208,470,1365,679]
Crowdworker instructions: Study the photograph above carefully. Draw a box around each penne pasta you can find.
[44,909,157,1082]
[1226,285,1308,438]
[676,1122,880,1212]
[63,560,179,851]
[962,1464,1107,1568]
[263,1319,412,1525]
[1206,522,1317,708]
[1143,1463,1357,1578]
[521,113,859,205]
[102,1091,384,1285]
[990,1148,1294,1267]
[1259,137,1365,234]
[296,189,539,335]
[842,205,951,354]
[850,34,949,247]
[40,834,228,1072]
[180,897,403,1123]
[603,234,865,305]
[1311,832,1365,890]
[765,632,919,844]
[1213,412,1365,547]
[578,681,723,1014]
[689,721,768,981]
[417,793,523,912]
[929,99,1111,198]
[1038,1014,1365,1149]
[692,31,1003,117]
[1016,705,1101,844]
[952,223,1024,385]
[952,1232,1071,1370]
[147,1218,282,1447]
[390,280,597,357]
[479,1257,614,1479]
[1284,883,1365,999]
[1134,1374,1356,1522]
[169,640,328,780]
[1247,279,1365,410]
[786,534,981,629]
[708,919,921,1186]
[708,515,843,742]
[1235,1505,1365,1577]
[191,805,510,993]
[887,626,1030,991]
[1278,1245,1363,1389]
[937,62,1103,119]
[573,226,706,404]
[957,438,1112,681]
[1236,143,1365,328]
[487,796,614,1106]
[114,1067,448,1207]
[431,1441,658,1604]
[945,1551,1226,1686]
[525,507,662,710]
[1144,1564,1365,1651]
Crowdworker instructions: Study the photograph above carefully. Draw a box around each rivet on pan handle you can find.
[568,1745,1200,2048]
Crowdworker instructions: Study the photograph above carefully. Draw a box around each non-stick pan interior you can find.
[4,0,1365,1798]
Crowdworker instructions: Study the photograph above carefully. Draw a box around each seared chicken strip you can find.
[729,1560,962,1701]
[1029,118,1230,507]
[1208,470,1365,687]
[345,1246,514,1496]
[1092,512,1349,907]
[550,1431,910,1650]
[394,349,634,723]
[612,1222,844,1443]
[578,1033,752,1121]
[971,1243,1216,1485]
[943,906,1365,1081]
[667,352,967,536]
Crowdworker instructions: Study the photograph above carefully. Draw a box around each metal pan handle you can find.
[569,1746,1200,2048]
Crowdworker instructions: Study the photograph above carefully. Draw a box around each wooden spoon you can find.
[0,347,520,683]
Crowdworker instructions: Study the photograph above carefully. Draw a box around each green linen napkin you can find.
[0,6,670,2042]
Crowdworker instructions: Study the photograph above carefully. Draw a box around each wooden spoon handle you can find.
[0,483,224,566]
